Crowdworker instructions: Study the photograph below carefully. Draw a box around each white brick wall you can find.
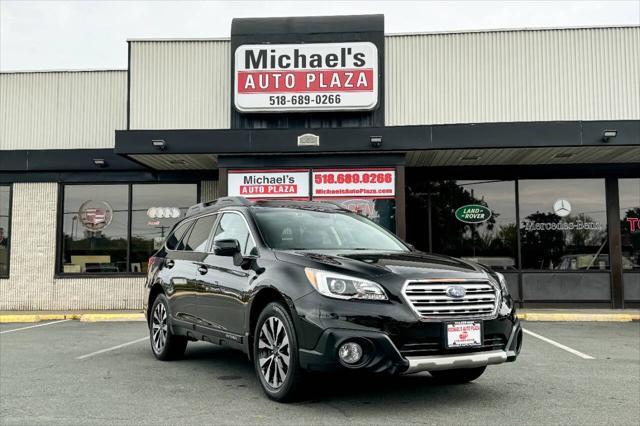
[0,183,145,311]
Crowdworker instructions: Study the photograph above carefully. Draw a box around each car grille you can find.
[403,280,499,319]
[398,334,507,357]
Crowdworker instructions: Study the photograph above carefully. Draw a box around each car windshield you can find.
[253,207,409,251]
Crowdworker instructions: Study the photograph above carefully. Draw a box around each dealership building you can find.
[0,15,639,311]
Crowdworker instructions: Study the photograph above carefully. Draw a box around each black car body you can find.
[144,197,522,401]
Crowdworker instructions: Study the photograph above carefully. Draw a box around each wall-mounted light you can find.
[370,136,382,148]
[602,130,618,142]
[152,139,167,151]
[93,158,107,168]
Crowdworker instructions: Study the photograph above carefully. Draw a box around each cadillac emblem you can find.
[78,200,113,231]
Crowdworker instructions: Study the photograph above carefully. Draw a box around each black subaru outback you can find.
[144,197,521,401]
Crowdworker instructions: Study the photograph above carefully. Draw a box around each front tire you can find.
[429,366,486,384]
[253,302,304,402]
[149,294,187,361]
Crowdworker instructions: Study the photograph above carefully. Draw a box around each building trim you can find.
[114,120,640,157]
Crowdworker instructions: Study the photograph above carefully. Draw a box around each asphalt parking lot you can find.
[1,320,639,425]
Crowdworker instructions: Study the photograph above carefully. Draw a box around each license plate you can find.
[446,321,482,348]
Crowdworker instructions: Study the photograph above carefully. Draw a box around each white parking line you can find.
[523,328,595,360]
[77,336,148,360]
[0,319,71,335]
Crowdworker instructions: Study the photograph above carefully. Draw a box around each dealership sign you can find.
[227,170,310,199]
[455,205,492,224]
[312,169,395,199]
[234,42,378,113]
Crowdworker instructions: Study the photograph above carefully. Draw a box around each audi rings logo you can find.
[553,199,572,217]
[147,207,181,219]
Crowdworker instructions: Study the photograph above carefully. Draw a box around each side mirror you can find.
[213,239,241,257]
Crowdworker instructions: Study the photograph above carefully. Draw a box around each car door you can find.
[158,219,200,325]
[176,213,218,326]
[196,211,258,338]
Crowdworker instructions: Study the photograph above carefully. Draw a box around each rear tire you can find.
[429,366,486,384]
[149,294,187,361]
[253,302,305,402]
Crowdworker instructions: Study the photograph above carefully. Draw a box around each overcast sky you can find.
[1,0,639,71]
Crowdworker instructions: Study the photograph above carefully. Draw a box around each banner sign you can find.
[312,169,395,199]
[234,42,378,113]
[228,170,310,199]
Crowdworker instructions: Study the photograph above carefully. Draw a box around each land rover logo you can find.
[455,205,492,224]
[78,200,113,231]
[446,286,466,299]
[553,199,572,217]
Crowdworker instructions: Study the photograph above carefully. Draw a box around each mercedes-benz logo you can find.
[553,199,572,217]
[446,286,466,299]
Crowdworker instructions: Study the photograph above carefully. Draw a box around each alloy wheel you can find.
[258,316,290,389]
[151,302,168,354]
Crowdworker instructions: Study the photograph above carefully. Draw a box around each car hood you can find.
[274,249,491,281]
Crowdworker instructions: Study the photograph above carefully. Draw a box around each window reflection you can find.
[407,180,517,270]
[131,184,197,272]
[62,185,129,273]
[519,179,608,270]
[0,186,10,277]
[619,179,640,270]
[61,183,198,274]
[319,198,396,232]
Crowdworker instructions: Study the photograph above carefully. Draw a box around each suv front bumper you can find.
[298,319,522,374]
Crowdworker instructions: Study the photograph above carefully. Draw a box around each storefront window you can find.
[519,179,608,270]
[62,185,129,273]
[61,183,198,274]
[619,179,640,270]
[319,198,396,232]
[131,184,198,273]
[0,186,10,277]
[407,180,517,270]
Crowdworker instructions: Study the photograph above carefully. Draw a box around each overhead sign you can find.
[234,42,378,113]
[455,205,492,224]
[228,170,310,199]
[312,169,395,199]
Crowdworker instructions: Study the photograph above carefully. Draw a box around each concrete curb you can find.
[517,313,639,322]
[0,313,145,323]
[1,312,638,323]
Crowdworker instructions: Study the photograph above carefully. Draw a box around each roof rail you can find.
[186,197,252,217]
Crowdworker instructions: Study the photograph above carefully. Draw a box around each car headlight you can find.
[495,272,509,295]
[304,268,388,301]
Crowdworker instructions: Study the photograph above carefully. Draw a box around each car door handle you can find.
[165,259,175,269]
[197,265,208,275]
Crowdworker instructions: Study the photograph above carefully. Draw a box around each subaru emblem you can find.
[446,286,466,299]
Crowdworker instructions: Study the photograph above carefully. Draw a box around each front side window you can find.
[60,183,198,274]
[519,179,608,270]
[619,178,640,270]
[213,213,256,255]
[254,208,408,251]
[0,186,11,277]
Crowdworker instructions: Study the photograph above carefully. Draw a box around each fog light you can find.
[338,342,363,365]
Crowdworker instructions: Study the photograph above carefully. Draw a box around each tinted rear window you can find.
[165,221,192,250]
[183,214,217,252]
